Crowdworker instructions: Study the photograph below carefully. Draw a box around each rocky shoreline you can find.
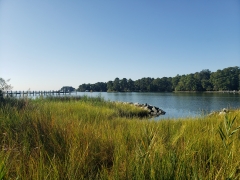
[209,108,230,116]
[119,102,166,117]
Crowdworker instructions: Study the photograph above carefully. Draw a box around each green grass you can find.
[0,96,240,179]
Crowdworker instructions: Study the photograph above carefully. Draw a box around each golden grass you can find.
[0,97,239,179]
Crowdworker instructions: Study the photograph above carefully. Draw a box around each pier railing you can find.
[3,90,77,97]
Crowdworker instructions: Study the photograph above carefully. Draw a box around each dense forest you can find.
[77,66,240,92]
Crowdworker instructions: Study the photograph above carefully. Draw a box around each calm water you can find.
[14,91,240,119]
[76,92,240,119]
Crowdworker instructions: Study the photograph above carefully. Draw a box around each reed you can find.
[0,96,239,179]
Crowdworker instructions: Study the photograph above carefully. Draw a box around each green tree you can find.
[211,70,227,91]
[128,79,135,91]
[175,75,187,91]
[223,66,239,90]
[176,74,201,91]
[194,69,212,90]
[78,83,87,92]
[120,78,128,91]
[0,78,13,99]
[134,79,141,91]
[76,66,239,92]
[107,81,113,92]
[210,67,239,91]
[201,80,213,91]
[172,75,181,91]
[93,82,107,92]
[136,77,154,92]
[160,77,172,92]
[145,77,154,91]
[113,78,120,91]
[151,78,161,91]
[151,77,172,92]
[0,78,13,91]
[188,74,202,91]
[239,73,240,90]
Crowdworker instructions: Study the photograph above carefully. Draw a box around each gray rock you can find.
[222,108,228,113]
[120,101,166,117]
[219,111,226,115]
[152,107,158,112]
[159,109,166,115]
[134,102,141,107]
[144,106,149,110]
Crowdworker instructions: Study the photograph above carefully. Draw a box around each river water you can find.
[12,91,240,119]
[73,92,240,119]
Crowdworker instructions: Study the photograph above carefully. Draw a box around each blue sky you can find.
[0,0,239,91]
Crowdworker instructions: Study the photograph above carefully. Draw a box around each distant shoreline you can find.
[93,90,240,93]
[173,90,240,93]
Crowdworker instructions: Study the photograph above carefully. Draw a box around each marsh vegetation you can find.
[0,96,239,179]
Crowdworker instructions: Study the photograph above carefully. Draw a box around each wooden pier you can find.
[3,90,77,97]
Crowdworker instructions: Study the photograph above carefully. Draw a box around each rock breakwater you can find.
[119,102,166,117]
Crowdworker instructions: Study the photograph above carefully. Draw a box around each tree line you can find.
[77,66,240,92]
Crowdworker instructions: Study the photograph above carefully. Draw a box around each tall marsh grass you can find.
[0,96,240,179]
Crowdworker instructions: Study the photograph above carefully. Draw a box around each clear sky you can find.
[0,0,240,91]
